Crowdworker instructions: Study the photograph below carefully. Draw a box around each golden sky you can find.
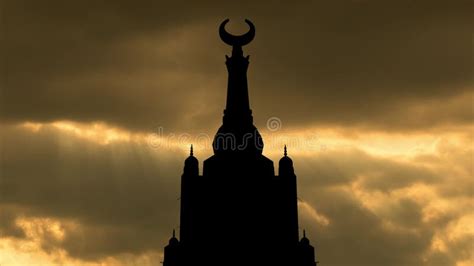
[1,1,473,265]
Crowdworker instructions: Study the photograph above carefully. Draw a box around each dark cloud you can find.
[300,191,432,266]
[0,206,27,239]
[1,124,471,265]
[1,0,472,132]
[296,148,439,190]
[0,0,472,264]
[0,124,182,259]
[296,144,472,266]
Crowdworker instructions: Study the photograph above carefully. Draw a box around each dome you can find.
[300,230,310,245]
[300,236,310,245]
[278,145,294,175]
[169,236,179,245]
[279,154,293,165]
[280,145,293,161]
[186,145,198,163]
[183,145,199,175]
[185,154,198,165]
[168,230,179,246]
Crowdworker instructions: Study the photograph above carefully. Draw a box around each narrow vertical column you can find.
[279,145,299,244]
[180,145,199,244]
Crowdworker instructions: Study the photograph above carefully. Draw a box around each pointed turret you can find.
[276,145,299,246]
[301,230,309,245]
[180,145,198,245]
[163,229,181,266]
[298,230,317,266]
[184,145,198,176]
[170,229,178,245]
[279,145,294,176]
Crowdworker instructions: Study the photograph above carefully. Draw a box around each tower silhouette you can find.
[163,19,317,266]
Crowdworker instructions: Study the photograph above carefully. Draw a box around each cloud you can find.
[0,123,183,261]
[1,0,472,132]
[1,121,472,265]
[0,1,471,264]
[296,136,473,266]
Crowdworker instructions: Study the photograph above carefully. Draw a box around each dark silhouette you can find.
[163,19,317,266]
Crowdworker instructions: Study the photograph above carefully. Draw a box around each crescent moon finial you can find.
[219,19,255,47]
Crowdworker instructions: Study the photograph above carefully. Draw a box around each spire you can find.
[299,229,316,264]
[301,229,310,245]
[213,19,264,155]
[221,19,253,117]
[184,144,198,175]
[279,144,294,175]
[167,228,179,246]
